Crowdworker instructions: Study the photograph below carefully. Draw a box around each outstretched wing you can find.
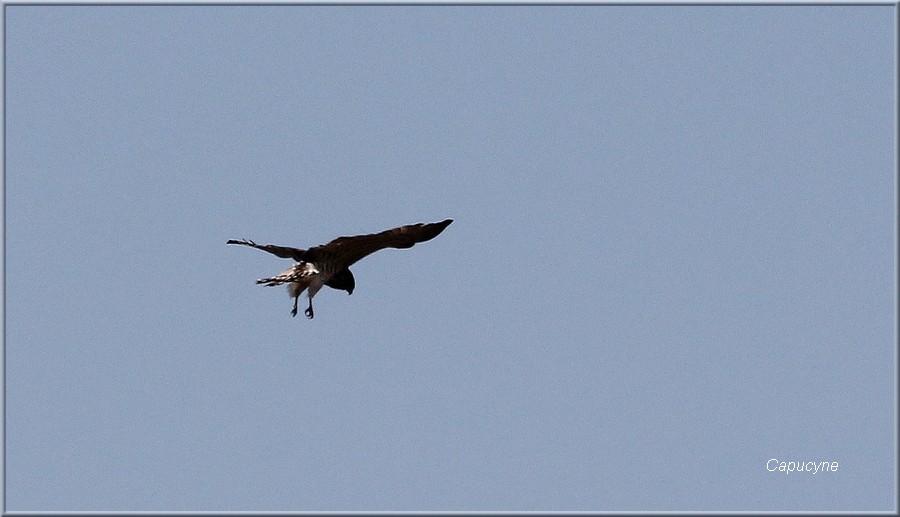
[305,219,453,269]
[226,239,306,262]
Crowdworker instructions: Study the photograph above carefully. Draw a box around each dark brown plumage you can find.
[228,219,452,319]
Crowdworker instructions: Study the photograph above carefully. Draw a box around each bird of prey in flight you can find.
[228,219,453,319]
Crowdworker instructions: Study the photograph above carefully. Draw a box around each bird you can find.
[227,219,453,319]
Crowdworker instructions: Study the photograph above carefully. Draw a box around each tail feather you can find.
[256,262,319,286]
[257,275,290,287]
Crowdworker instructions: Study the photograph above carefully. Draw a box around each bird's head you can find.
[325,268,355,295]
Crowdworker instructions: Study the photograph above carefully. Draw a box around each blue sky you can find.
[4,5,895,512]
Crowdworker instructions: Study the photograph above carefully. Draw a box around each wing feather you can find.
[226,239,306,261]
[306,219,452,268]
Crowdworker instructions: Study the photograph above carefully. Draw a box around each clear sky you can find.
[3,4,895,512]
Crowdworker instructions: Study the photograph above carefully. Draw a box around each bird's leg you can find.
[304,299,314,319]
[291,296,299,318]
